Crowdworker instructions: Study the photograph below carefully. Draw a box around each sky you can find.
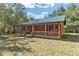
[1,0,78,19]
[22,3,68,19]
[0,0,79,3]
[19,0,69,19]
[24,3,68,15]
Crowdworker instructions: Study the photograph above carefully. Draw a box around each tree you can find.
[65,3,79,32]
[50,3,79,33]
[0,3,28,33]
[51,5,65,17]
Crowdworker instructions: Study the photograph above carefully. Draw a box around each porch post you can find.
[23,25,24,34]
[21,26,23,34]
[45,24,47,36]
[58,24,60,36]
[32,25,34,35]
[25,26,27,34]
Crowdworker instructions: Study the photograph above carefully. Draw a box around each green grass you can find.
[0,33,79,56]
[62,33,79,42]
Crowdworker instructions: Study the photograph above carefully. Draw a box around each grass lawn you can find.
[0,33,79,56]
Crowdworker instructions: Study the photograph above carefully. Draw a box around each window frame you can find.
[47,24,58,32]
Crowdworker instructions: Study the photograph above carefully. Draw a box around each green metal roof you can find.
[17,15,66,25]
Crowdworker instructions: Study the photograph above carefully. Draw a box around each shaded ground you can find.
[0,33,79,56]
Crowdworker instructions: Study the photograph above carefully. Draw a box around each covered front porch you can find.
[15,22,64,38]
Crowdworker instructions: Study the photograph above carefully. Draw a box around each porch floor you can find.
[25,34,61,39]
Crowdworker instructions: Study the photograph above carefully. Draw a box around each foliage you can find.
[51,5,65,16]
[51,3,79,33]
[65,4,79,32]
[0,3,28,33]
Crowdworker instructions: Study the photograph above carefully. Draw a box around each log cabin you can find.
[15,15,66,39]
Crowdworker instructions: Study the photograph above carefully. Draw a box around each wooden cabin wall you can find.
[60,22,64,36]
[46,23,59,36]
[15,22,65,38]
[32,23,60,36]
[46,32,58,36]
[33,24,45,35]
[34,24,45,31]
[33,31,45,35]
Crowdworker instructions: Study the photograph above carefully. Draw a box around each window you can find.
[48,25,58,32]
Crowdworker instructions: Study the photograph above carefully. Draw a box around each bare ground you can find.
[0,33,79,56]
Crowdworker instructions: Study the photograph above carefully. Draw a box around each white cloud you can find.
[27,12,49,19]
[27,12,33,16]
[37,5,50,8]
[21,0,55,8]
[33,3,52,8]
[0,0,79,3]
[41,12,48,15]
[22,3,54,8]
[22,3,35,8]
[1,0,79,8]
[21,0,55,6]
[34,15,45,19]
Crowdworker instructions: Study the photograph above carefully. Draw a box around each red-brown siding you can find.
[15,22,64,38]
[34,24,45,31]
[33,31,45,35]
[46,32,58,36]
